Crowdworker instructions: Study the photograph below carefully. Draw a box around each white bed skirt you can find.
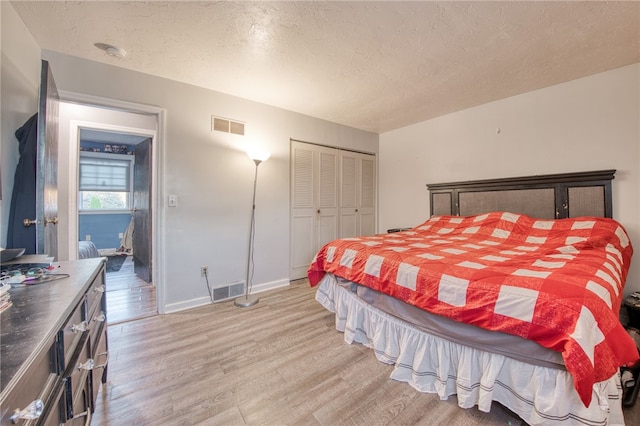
[315,274,625,426]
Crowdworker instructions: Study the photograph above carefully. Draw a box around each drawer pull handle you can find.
[78,358,95,371]
[10,399,43,423]
[93,312,106,323]
[71,321,89,333]
[94,285,105,293]
[71,409,91,426]
[95,351,110,370]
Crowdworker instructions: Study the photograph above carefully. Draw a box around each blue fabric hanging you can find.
[6,113,37,253]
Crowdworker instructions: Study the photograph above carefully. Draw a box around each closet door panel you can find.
[359,211,376,236]
[317,214,338,249]
[291,215,315,275]
[290,142,317,278]
[340,155,357,208]
[340,151,376,238]
[340,154,357,237]
[358,155,376,236]
[318,150,338,211]
[340,212,357,238]
[316,148,339,249]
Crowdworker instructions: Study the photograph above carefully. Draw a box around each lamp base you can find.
[234,294,259,307]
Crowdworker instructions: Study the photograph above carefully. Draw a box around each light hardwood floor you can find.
[91,279,640,425]
[105,255,156,325]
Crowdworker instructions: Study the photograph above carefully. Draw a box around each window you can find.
[79,152,133,211]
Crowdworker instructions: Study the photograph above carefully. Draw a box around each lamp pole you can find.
[234,158,262,307]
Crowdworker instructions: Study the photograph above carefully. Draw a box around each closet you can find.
[290,140,376,279]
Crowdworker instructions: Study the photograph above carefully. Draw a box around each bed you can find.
[78,240,100,259]
[308,170,639,425]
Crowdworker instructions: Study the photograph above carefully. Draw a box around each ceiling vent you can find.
[212,116,245,136]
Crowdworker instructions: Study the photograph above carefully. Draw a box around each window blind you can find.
[79,157,130,191]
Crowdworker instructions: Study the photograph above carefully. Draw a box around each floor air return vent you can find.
[212,281,245,302]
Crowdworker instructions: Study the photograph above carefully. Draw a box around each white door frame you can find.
[59,90,167,314]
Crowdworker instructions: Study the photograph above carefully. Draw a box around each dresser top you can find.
[0,258,105,396]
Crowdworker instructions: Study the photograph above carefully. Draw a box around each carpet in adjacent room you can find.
[105,254,128,273]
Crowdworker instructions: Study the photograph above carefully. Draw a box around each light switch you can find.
[168,195,177,207]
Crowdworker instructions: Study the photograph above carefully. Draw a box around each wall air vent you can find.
[212,116,245,136]
[212,281,245,303]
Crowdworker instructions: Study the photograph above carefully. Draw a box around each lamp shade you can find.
[246,148,270,162]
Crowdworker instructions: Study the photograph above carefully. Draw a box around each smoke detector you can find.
[94,43,127,59]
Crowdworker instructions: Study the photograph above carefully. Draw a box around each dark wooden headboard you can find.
[427,170,615,219]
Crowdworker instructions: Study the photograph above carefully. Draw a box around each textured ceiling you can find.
[10,1,640,134]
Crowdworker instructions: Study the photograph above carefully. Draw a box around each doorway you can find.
[77,128,156,323]
[59,98,162,322]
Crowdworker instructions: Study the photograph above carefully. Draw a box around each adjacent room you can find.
[1,1,639,425]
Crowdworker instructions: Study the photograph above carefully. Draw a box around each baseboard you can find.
[248,278,290,294]
[164,296,212,313]
[163,278,291,314]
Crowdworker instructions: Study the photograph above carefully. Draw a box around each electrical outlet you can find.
[85,235,91,241]
[201,266,208,277]
[118,233,124,239]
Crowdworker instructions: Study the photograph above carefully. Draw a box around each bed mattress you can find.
[78,240,100,259]
[335,276,566,369]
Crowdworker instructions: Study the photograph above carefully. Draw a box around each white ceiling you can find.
[11,1,640,134]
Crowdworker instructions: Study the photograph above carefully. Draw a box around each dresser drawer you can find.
[58,299,87,372]
[85,276,105,323]
[88,306,106,354]
[36,382,66,426]
[0,342,57,425]
[66,372,90,426]
[63,337,91,420]
[10,380,66,426]
[90,329,108,409]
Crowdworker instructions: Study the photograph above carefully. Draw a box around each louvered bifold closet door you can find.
[340,151,376,238]
[290,141,339,279]
[290,143,315,278]
[290,141,376,279]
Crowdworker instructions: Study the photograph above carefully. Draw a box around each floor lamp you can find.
[235,149,270,307]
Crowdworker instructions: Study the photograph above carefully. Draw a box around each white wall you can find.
[379,63,640,295]
[0,2,41,246]
[41,50,378,312]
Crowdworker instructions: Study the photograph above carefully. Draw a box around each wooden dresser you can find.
[0,258,108,425]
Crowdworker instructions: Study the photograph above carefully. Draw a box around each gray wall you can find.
[40,50,378,312]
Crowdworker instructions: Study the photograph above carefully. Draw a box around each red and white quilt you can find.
[308,212,639,406]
